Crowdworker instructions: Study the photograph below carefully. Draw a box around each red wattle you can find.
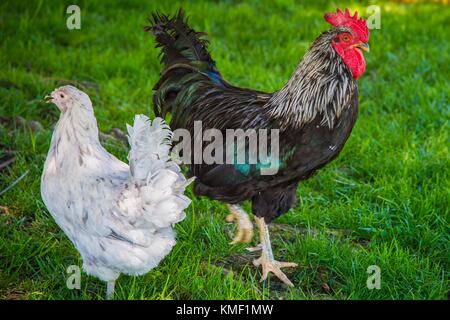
[332,42,366,79]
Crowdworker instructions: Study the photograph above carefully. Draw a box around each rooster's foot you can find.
[246,243,262,252]
[226,204,253,244]
[253,255,298,287]
[253,216,297,287]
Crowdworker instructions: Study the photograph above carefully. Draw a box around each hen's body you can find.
[41,86,191,297]
[42,124,177,282]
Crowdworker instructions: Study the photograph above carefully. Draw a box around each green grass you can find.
[0,0,449,300]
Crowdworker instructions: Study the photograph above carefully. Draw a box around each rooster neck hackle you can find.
[266,28,357,130]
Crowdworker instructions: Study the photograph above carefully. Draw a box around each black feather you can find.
[145,9,213,67]
[149,10,360,223]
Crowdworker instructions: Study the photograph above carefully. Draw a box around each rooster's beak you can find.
[355,42,370,52]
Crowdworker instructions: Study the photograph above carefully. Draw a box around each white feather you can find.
[41,86,192,283]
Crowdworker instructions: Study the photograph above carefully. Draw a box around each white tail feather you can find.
[125,115,193,228]
[127,115,173,182]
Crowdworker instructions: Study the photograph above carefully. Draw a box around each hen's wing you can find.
[76,115,192,248]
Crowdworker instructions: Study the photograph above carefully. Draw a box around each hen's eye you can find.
[60,94,65,98]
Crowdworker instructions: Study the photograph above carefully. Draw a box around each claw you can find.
[246,243,262,252]
[253,256,298,287]
[253,216,297,287]
[226,205,254,244]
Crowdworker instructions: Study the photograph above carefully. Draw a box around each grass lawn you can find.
[0,0,448,300]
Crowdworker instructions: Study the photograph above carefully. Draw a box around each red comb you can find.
[324,8,369,42]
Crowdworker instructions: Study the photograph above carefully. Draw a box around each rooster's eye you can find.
[341,35,350,42]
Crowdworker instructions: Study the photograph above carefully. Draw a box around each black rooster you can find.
[147,8,370,286]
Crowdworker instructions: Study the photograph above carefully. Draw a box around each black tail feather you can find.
[145,8,213,68]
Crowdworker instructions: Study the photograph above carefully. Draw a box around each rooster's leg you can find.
[226,204,253,244]
[252,216,297,287]
[106,281,115,300]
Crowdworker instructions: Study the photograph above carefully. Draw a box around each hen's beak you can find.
[44,93,54,103]
[355,42,370,52]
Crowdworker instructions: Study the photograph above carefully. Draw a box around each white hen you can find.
[41,85,192,299]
